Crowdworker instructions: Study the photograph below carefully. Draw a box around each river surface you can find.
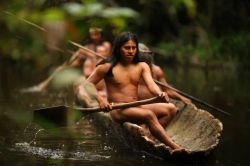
[0,58,250,165]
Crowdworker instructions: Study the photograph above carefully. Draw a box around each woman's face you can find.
[120,39,137,62]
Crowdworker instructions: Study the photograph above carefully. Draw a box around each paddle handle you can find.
[73,96,163,113]
[69,40,106,59]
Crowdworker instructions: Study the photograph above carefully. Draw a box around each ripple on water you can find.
[11,142,111,161]
[10,117,113,161]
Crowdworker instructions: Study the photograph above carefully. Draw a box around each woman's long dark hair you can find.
[98,32,140,77]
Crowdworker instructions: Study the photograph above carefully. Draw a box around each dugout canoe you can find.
[90,99,223,159]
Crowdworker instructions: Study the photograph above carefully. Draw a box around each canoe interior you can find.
[91,100,223,159]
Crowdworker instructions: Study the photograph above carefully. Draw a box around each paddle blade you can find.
[33,105,83,128]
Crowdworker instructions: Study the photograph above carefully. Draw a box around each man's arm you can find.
[141,62,166,98]
[87,63,112,110]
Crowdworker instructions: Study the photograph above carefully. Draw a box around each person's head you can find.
[138,43,154,67]
[111,31,140,63]
[96,45,109,58]
[98,32,140,76]
[89,27,103,43]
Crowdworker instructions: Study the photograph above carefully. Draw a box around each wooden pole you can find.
[69,40,105,59]
[154,80,231,116]
[35,96,163,114]
[73,96,163,113]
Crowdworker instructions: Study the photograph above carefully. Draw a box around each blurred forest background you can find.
[1,0,249,70]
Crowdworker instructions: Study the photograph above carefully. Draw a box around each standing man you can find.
[87,32,181,150]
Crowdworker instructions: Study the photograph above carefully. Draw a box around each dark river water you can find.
[1,58,250,165]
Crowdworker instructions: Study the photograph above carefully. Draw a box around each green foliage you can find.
[0,1,139,67]
[1,12,45,64]
[100,7,138,18]
[168,0,196,18]
[1,0,249,68]
[42,8,65,22]
[157,41,211,66]
[63,2,104,18]
[220,31,250,60]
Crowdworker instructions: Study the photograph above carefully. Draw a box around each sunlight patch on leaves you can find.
[42,8,65,22]
[101,7,138,18]
[63,2,104,17]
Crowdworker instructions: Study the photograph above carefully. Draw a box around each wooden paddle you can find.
[33,96,164,128]
[69,40,106,59]
[35,96,163,113]
[22,55,78,92]
[154,80,231,116]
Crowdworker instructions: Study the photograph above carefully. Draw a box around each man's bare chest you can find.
[108,65,142,85]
